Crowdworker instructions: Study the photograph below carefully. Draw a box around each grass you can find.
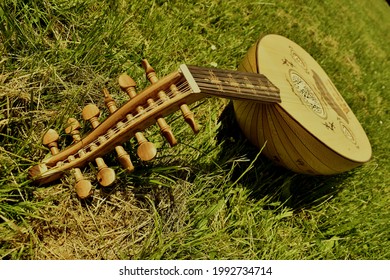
[0,0,389,259]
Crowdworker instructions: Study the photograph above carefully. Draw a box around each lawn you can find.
[0,0,389,259]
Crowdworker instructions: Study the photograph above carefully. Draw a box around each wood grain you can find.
[234,34,371,174]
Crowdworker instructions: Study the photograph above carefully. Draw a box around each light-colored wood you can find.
[103,88,135,172]
[118,74,137,98]
[73,168,93,199]
[144,60,199,134]
[82,104,116,187]
[234,34,371,174]
[94,157,115,187]
[42,129,60,155]
[28,70,192,184]
[65,118,82,142]
[118,73,158,160]
[28,35,372,185]
[142,59,177,146]
[65,118,93,199]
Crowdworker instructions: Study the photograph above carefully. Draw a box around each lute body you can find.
[28,35,371,194]
[234,34,371,174]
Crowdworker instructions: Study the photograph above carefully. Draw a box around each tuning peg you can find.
[170,84,199,134]
[140,59,177,146]
[118,74,137,98]
[73,168,93,199]
[82,104,116,187]
[102,88,135,172]
[118,74,159,160]
[142,59,199,134]
[141,59,159,84]
[102,88,118,113]
[42,129,60,155]
[142,59,199,133]
[65,117,81,142]
[65,118,93,199]
[93,157,115,187]
[82,104,100,128]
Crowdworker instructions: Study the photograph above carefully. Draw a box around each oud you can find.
[28,35,372,198]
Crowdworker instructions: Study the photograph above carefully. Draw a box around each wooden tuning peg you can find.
[140,59,177,146]
[82,104,116,187]
[94,157,116,187]
[118,74,158,160]
[102,88,135,172]
[141,59,159,84]
[73,168,93,199]
[118,74,137,98]
[170,84,199,134]
[42,129,60,155]
[65,117,81,142]
[142,59,199,133]
[65,118,93,199]
[82,104,101,129]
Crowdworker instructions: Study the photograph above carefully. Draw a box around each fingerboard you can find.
[184,65,281,103]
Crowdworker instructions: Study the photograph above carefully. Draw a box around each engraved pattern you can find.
[289,70,327,118]
[289,46,309,73]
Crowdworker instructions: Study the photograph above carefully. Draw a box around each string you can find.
[189,65,336,107]
[56,67,347,167]
[57,82,193,166]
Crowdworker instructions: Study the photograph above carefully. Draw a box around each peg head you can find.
[162,129,178,147]
[42,129,59,146]
[82,104,100,121]
[102,88,118,114]
[118,74,136,90]
[141,59,155,75]
[137,141,157,161]
[141,59,158,83]
[65,118,81,134]
[102,87,113,102]
[96,167,116,187]
[180,104,199,134]
[73,168,93,199]
[75,179,93,199]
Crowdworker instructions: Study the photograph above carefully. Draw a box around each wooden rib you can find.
[254,105,266,152]
[259,104,280,166]
[272,107,334,174]
[268,105,311,173]
[243,102,257,144]
[275,105,359,174]
[249,100,261,150]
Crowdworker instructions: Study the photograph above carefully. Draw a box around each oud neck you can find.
[180,65,281,103]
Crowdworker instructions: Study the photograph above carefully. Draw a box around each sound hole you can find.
[289,70,326,119]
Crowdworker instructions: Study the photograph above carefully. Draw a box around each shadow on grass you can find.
[215,102,349,210]
[70,101,349,212]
